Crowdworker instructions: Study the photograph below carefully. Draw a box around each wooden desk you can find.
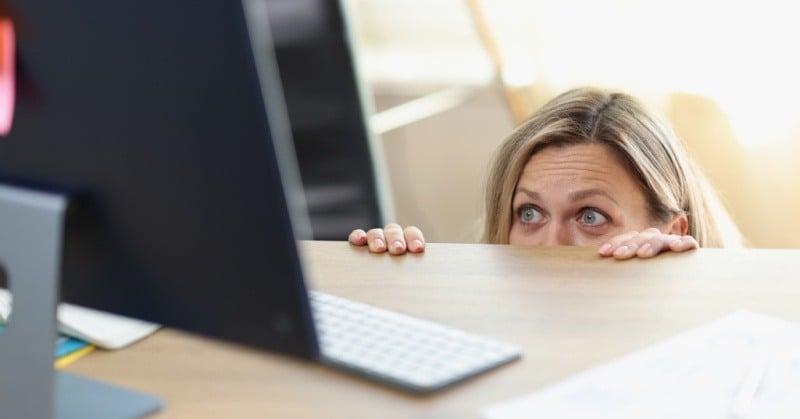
[64,241,800,418]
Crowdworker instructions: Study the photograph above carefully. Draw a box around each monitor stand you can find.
[0,183,163,418]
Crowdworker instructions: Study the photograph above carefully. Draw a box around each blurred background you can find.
[298,0,800,247]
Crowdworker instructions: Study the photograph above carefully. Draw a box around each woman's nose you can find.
[540,223,574,246]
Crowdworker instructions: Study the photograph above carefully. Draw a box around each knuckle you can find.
[610,232,636,245]
[404,225,423,237]
[384,225,404,237]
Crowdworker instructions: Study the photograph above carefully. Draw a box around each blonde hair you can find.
[482,87,742,247]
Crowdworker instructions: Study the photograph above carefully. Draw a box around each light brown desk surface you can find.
[64,241,800,418]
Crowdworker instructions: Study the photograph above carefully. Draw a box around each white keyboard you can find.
[309,291,522,393]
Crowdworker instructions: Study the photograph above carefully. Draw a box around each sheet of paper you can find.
[57,303,161,350]
[0,288,160,350]
[481,311,800,419]
[0,288,10,322]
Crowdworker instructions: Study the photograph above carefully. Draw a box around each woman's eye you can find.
[518,206,542,224]
[579,209,608,226]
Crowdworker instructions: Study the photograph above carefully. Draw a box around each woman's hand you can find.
[597,228,698,260]
[348,223,426,255]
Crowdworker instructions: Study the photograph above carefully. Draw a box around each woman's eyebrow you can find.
[515,188,541,201]
[569,188,619,205]
[515,187,619,205]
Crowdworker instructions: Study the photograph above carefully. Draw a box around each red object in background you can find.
[0,19,14,136]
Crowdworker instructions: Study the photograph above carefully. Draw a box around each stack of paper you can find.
[0,288,160,350]
[0,323,94,367]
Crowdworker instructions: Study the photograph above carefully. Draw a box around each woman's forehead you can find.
[516,143,644,198]
[523,143,630,177]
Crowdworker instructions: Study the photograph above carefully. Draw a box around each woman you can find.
[350,87,743,259]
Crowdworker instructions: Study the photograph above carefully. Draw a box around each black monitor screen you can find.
[268,0,383,239]
[0,0,319,358]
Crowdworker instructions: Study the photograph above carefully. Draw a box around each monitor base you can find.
[56,372,163,419]
[0,183,163,418]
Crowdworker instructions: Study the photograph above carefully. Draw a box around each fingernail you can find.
[374,238,385,251]
[639,243,653,257]
[411,240,424,252]
[598,243,612,254]
[392,240,404,253]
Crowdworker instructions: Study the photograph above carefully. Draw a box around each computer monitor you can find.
[268,0,389,240]
[1,0,319,355]
[0,0,319,416]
